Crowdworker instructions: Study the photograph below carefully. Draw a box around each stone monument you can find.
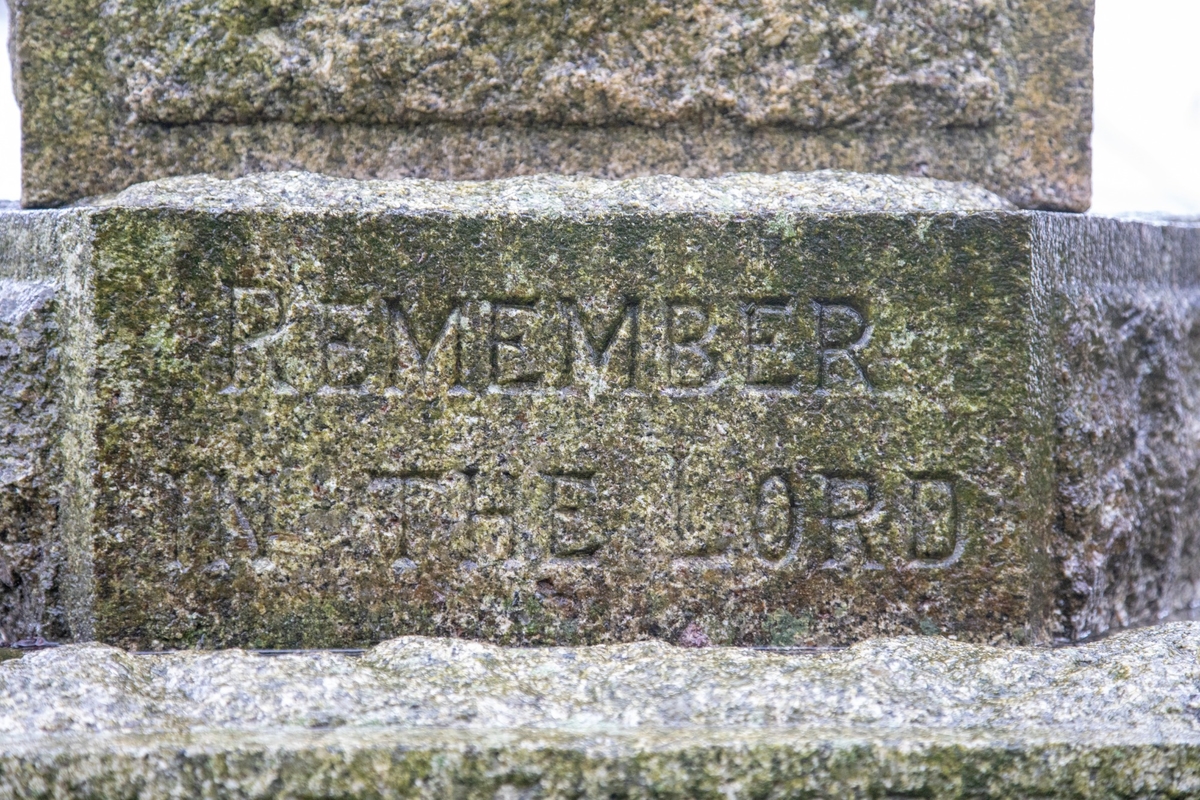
[2,171,1199,651]
[4,0,1200,795]
[10,0,1092,209]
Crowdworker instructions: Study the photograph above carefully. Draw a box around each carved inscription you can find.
[746,299,806,391]
[816,475,888,566]
[491,301,546,390]
[366,469,515,562]
[223,289,873,397]
[817,301,873,389]
[562,299,639,393]
[217,283,966,580]
[899,478,961,564]
[390,302,467,394]
[666,303,717,392]
[754,474,794,560]
[544,473,603,558]
[750,473,961,567]
[344,468,962,571]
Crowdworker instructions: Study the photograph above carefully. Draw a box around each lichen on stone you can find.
[14,0,1092,207]
[2,174,1198,649]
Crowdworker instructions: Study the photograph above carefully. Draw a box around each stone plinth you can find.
[0,171,1197,649]
[3,625,1200,797]
[10,0,1092,209]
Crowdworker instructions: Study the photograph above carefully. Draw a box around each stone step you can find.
[0,171,1197,650]
[10,0,1092,209]
[1,624,1199,797]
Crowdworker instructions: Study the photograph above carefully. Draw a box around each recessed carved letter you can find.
[755,474,795,561]
[544,473,603,557]
[817,302,872,389]
[810,474,888,567]
[562,299,639,391]
[667,303,716,389]
[491,302,546,389]
[389,302,467,392]
[746,300,802,389]
[902,478,959,563]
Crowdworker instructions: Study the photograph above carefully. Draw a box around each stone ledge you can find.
[2,625,1200,797]
[5,728,1200,799]
[89,170,1015,215]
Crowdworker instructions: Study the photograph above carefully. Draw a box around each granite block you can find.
[0,171,1195,648]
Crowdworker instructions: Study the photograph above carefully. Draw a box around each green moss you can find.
[765,610,814,646]
[82,181,1046,648]
[5,175,1200,648]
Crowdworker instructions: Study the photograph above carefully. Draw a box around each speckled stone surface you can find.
[0,172,1198,650]
[10,0,1092,209]
[3,625,1200,797]
[96,170,1016,215]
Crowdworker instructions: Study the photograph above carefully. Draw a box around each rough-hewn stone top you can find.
[5,629,1200,796]
[94,171,1015,216]
[3,624,1200,738]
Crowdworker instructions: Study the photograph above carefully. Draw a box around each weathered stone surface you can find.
[4,625,1200,796]
[0,280,61,640]
[0,213,95,644]
[0,171,1197,649]
[10,0,1092,209]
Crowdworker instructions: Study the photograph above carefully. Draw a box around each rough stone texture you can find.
[3,625,1200,796]
[1042,216,1200,638]
[0,171,1197,649]
[0,213,95,644]
[9,0,1092,209]
[0,279,61,641]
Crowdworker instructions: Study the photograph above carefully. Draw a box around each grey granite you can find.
[93,170,1017,215]
[2,625,1200,796]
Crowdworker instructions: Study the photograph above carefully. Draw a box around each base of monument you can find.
[2,624,1200,797]
[4,171,1200,648]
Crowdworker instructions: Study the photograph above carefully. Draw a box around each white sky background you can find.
[1091,0,1200,215]
[1,1,1198,213]
[0,2,15,203]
